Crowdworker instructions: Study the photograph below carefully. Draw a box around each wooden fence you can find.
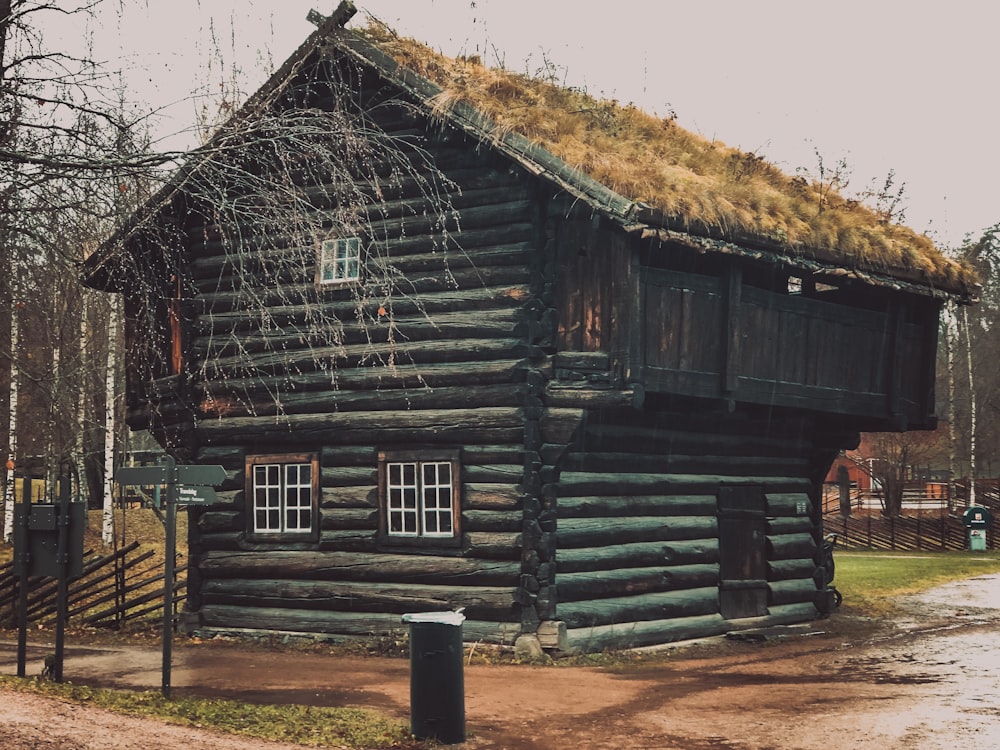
[822,512,993,551]
[0,541,185,629]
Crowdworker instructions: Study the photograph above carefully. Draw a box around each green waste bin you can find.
[402,611,466,744]
[962,505,993,552]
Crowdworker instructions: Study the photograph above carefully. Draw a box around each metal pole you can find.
[162,456,176,699]
[15,476,30,678]
[54,475,70,683]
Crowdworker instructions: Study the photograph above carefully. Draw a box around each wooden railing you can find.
[0,542,184,629]
[823,483,999,551]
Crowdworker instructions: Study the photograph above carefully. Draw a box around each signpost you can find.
[115,456,226,698]
[13,474,85,681]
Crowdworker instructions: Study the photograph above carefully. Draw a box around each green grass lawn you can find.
[834,549,1000,616]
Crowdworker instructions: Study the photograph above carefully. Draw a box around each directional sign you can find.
[176,485,217,505]
[116,465,168,486]
[175,465,227,486]
[116,464,227,487]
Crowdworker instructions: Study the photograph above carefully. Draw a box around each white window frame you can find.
[246,454,318,536]
[379,450,460,544]
[318,237,362,285]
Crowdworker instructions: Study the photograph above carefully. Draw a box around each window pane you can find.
[320,237,361,283]
[251,460,313,534]
[384,458,456,539]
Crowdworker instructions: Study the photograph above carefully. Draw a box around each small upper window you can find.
[318,237,361,285]
[245,453,318,537]
[378,450,461,545]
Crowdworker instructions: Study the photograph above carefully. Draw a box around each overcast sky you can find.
[87,0,999,250]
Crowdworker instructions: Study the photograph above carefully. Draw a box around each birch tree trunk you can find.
[944,303,958,512]
[3,298,18,542]
[963,305,977,507]
[102,295,120,545]
[74,297,88,502]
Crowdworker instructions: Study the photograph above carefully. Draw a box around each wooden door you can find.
[718,484,768,619]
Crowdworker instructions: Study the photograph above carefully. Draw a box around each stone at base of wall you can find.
[514,634,545,660]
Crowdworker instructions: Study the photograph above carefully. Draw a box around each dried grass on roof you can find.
[359,23,975,290]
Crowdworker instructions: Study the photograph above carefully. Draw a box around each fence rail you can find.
[822,480,1000,552]
[0,542,184,629]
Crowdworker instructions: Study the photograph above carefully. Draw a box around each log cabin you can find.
[82,3,977,653]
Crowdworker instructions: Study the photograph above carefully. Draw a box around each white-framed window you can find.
[318,237,362,285]
[245,453,318,536]
[378,450,460,543]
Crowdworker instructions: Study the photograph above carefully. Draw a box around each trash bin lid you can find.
[402,611,466,626]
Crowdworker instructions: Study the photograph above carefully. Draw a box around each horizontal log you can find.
[462,445,526,466]
[767,516,814,535]
[544,385,641,409]
[463,532,522,560]
[766,493,813,516]
[198,550,521,585]
[465,483,522,510]
[766,533,817,560]
[557,494,718,518]
[563,613,730,653]
[461,463,525,483]
[209,383,526,420]
[199,578,515,619]
[320,508,378,530]
[198,605,519,644]
[194,446,246,468]
[320,445,378,466]
[197,358,529,404]
[557,472,810,497]
[556,564,719,601]
[557,539,719,573]
[197,511,241,534]
[768,578,819,607]
[553,352,611,372]
[195,286,529,336]
[318,530,378,552]
[196,261,531,306]
[560,452,811,477]
[201,335,534,379]
[197,407,525,445]
[194,313,522,360]
[557,587,720,628]
[320,486,376,508]
[320,467,377,487]
[462,510,522,533]
[561,602,820,653]
[579,421,814,458]
[767,558,817,581]
[540,408,584,444]
[556,516,717,548]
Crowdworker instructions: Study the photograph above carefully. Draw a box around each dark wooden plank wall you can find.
[551,409,822,653]
[639,268,933,422]
[172,73,549,644]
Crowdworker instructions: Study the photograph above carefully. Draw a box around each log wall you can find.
[543,406,829,653]
[171,69,553,644]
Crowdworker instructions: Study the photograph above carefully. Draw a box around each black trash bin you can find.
[402,611,466,744]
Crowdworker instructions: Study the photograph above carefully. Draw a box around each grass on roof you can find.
[358,21,975,291]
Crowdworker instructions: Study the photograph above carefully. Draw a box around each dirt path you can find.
[2,574,999,749]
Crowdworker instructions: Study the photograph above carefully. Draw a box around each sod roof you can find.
[341,18,976,299]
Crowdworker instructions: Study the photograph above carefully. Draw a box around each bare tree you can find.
[849,430,947,517]
[1,0,161,539]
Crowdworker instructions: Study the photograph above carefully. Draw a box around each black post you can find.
[162,456,176,699]
[53,475,71,683]
[15,475,30,678]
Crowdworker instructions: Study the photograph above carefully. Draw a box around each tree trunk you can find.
[945,302,957,512]
[101,296,120,545]
[963,305,977,506]
[3,297,17,542]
